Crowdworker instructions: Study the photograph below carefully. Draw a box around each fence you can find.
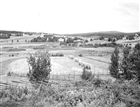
[50,74,82,81]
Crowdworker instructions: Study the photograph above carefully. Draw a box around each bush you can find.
[51,53,64,57]
[56,53,64,56]
[0,79,140,107]
[79,54,82,57]
[27,51,51,83]
[81,67,92,80]
[7,72,11,76]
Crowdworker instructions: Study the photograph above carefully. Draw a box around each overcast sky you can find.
[0,0,139,34]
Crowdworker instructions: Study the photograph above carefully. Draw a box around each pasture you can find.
[0,41,114,89]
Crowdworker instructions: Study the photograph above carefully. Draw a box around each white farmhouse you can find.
[40,33,44,38]
[58,38,64,42]
[122,35,127,40]
[134,34,140,40]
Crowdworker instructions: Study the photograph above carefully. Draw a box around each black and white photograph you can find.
[0,0,140,107]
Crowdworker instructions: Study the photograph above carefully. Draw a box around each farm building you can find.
[58,38,65,42]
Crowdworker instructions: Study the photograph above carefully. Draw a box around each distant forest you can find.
[0,30,140,39]
[65,31,140,38]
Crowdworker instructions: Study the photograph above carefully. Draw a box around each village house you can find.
[122,35,127,40]
[104,38,109,41]
[58,38,65,43]
[134,34,140,40]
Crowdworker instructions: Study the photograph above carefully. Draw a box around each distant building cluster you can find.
[0,31,139,48]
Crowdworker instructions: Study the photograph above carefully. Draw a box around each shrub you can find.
[51,53,64,57]
[81,67,92,80]
[7,72,11,76]
[79,54,82,57]
[56,53,64,56]
[0,79,140,107]
[27,51,51,83]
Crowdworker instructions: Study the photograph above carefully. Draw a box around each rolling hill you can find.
[64,31,140,38]
[0,30,23,34]
[0,30,140,38]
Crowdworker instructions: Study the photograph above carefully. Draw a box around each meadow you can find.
[1,40,138,107]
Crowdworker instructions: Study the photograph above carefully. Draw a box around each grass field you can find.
[7,57,82,75]
[0,41,115,91]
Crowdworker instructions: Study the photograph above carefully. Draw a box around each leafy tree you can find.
[27,51,51,83]
[121,47,132,80]
[84,40,88,43]
[0,34,10,39]
[109,47,119,79]
[120,43,140,82]
[129,43,140,82]
[108,38,112,42]
[66,38,74,43]
[99,36,104,40]
[135,43,140,50]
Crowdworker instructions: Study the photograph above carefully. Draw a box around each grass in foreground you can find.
[0,79,140,107]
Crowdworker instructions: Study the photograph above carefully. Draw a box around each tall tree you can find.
[121,43,140,82]
[109,47,119,78]
[129,43,140,82]
[121,47,132,80]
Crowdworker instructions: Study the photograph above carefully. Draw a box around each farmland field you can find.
[7,57,82,75]
[0,41,114,88]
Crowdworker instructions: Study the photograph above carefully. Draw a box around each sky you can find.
[0,0,139,34]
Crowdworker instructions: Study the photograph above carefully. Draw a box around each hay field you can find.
[8,57,82,75]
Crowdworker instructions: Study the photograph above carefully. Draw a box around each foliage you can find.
[121,47,132,80]
[27,51,51,83]
[126,35,134,40]
[109,47,119,79]
[108,37,112,42]
[51,53,64,57]
[79,54,82,57]
[30,35,58,42]
[81,67,92,80]
[135,43,140,50]
[1,79,140,107]
[94,43,123,48]
[84,40,88,43]
[99,36,104,40]
[121,43,140,82]
[66,38,74,43]
[0,34,10,39]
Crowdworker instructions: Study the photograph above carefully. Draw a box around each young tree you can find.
[109,47,119,79]
[27,51,51,83]
[81,67,92,80]
[134,43,140,50]
[121,47,132,80]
